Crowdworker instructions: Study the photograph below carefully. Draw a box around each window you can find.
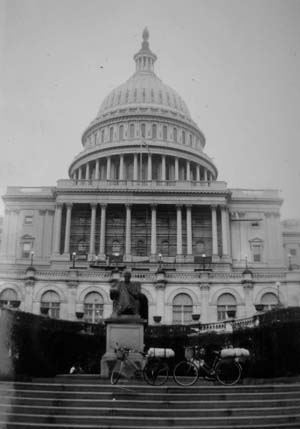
[261,292,278,311]
[251,222,260,228]
[119,125,124,140]
[101,129,105,143]
[252,245,263,262]
[152,124,157,139]
[112,240,121,254]
[290,248,297,256]
[173,127,177,142]
[109,127,114,142]
[41,291,60,318]
[20,235,34,258]
[189,134,193,146]
[250,239,263,263]
[217,293,237,321]
[24,215,33,225]
[130,123,135,138]
[182,130,186,144]
[173,293,193,324]
[84,292,104,323]
[163,125,168,140]
[136,239,146,256]
[0,289,20,309]
[141,123,146,138]
[160,240,169,257]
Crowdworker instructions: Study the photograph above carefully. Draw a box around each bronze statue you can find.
[110,271,142,317]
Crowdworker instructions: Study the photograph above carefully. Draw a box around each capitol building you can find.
[0,29,299,326]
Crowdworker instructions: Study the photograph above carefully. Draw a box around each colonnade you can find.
[53,203,230,260]
[72,153,214,182]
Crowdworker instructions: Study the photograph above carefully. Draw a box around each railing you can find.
[57,179,228,191]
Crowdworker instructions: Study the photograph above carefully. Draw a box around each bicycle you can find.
[173,346,243,386]
[110,344,170,386]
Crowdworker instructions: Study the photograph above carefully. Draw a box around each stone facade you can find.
[1,29,299,325]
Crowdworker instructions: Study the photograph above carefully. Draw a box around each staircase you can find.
[0,375,300,428]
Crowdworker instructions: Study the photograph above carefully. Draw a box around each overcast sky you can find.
[1,0,299,219]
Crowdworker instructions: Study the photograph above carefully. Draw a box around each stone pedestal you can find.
[100,315,146,378]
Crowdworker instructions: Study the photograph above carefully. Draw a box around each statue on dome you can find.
[110,271,142,317]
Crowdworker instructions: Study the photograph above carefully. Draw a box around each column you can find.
[63,203,72,254]
[119,155,124,180]
[221,205,229,256]
[95,160,100,180]
[151,205,157,255]
[125,204,131,255]
[85,163,90,180]
[211,205,218,256]
[161,155,166,181]
[78,167,82,180]
[147,154,152,180]
[186,161,190,181]
[89,204,97,255]
[99,204,107,256]
[226,208,231,258]
[196,166,200,182]
[176,205,182,255]
[186,205,193,255]
[175,158,179,181]
[106,157,111,180]
[53,203,63,254]
[133,154,138,180]
[204,169,208,181]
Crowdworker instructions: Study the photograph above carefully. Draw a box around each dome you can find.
[95,28,192,124]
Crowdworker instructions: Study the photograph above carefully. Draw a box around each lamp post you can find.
[113,252,120,270]
[288,253,292,271]
[158,252,162,270]
[72,252,76,269]
[276,281,281,306]
[30,251,34,266]
[201,253,206,271]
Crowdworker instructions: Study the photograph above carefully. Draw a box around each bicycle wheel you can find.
[173,361,198,386]
[143,361,169,386]
[110,369,122,385]
[215,359,241,386]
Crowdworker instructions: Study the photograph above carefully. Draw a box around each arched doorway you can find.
[139,293,148,322]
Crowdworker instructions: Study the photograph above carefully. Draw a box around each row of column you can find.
[53,204,230,259]
[72,154,214,182]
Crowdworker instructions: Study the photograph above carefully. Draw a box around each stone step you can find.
[2,396,300,409]
[1,379,300,428]
[1,411,300,427]
[3,403,300,417]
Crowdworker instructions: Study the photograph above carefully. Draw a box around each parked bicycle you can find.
[110,344,173,386]
[173,345,249,386]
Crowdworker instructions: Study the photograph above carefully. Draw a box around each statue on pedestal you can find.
[110,271,142,317]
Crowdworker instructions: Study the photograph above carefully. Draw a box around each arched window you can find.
[101,129,105,143]
[112,240,121,254]
[109,127,114,142]
[84,292,104,323]
[182,130,186,144]
[261,293,278,311]
[152,124,157,139]
[160,240,169,257]
[141,123,146,138]
[217,293,237,321]
[173,127,177,142]
[119,125,124,140]
[173,293,193,324]
[0,288,20,308]
[189,134,193,146]
[41,290,60,319]
[130,123,135,138]
[163,125,168,140]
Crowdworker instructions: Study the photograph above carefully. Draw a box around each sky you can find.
[1,0,299,219]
